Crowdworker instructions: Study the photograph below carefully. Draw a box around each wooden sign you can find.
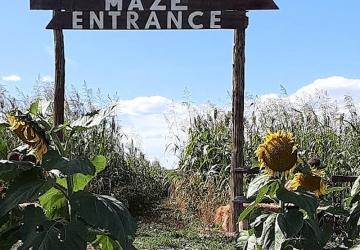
[30,0,279,11]
[31,0,277,30]
[46,10,249,30]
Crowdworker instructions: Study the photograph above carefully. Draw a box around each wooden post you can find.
[230,11,248,233]
[53,10,65,138]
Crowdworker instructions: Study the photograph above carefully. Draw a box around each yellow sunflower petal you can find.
[256,131,300,177]
[289,173,326,197]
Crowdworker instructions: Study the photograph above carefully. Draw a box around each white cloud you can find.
[115,76,360,169]
[2,75,21,82]
[258,76,360,105]
[291,76,360,102]
[117,96,172,115]
[116,96,192,169]
[40,75,54,82]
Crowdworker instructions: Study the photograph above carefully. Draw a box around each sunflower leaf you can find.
[246,174,271,198]
[63,221,88,250]
[70,191,136,249]
[239,182,274,221]
[276,187,319,217]
[0,168,54,219]
[92,235,122,250]
[70,104,117,130]
[0,160,36,182]
[276,209,304,238]
[54,155,106,192]
[42,150,95,176]
[39,187,67,219]
[19,206,63,250]
[260,213,276,250]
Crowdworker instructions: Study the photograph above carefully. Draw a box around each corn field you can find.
[1,81,359,227]
[169,91,360,220]
[0,82,169,216]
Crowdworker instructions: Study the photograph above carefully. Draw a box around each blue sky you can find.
[1,1,360,167]
[1,0,359,102]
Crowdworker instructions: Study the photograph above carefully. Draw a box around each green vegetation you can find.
[0,102,136,249]
[134,220,235,250]
[169,93,360,223]
[0,84,359,249]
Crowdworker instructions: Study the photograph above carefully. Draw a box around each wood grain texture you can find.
[230,13,248,233]
[31,0,278,11]
[53,10,65,141]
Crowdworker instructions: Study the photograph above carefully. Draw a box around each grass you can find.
[134,218,236,250]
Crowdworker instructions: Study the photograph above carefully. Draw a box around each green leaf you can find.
[299,219,332,248]
[276,209,304,238]
[67,159,95,176]
[260,213,276,250]
[29,100,51,117]
[276,187,319,217]
[325,186,348,195]
[348,202,360,238]
[0,123,10,129]
[0,160,36,182]
[301,221,321,249]
[246,174,271,198]
[239,181,277,221]
[63,221,88,250]
[92,235,122,250]
[56,175,88,193]
[274,215,285,250]
[19,206,63,250]
[0,169,53,218]
[43,150,95,176]
[39,101,51,117]
[91,155,107,174]
[55,155,106,192]
[352,177,360,196]
[73,155,106,191]
[250,214,270,238]
[39,188,67,219]
[0,225,20,250]
[71,105,117,130]
[42,150,69,173]
[243,235,258,250]
[70,191,136,249]
[29,100,39,115]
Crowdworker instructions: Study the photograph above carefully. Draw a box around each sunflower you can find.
[289,173,326,196]
[6,113,48,161]
[256,131,300,177]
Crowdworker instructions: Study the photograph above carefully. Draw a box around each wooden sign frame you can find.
[30,0,278,233]
[46,10,249,30]
[31,0,278,11]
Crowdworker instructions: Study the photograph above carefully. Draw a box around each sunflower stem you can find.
[66,175,74,222]
[54,183,70,200]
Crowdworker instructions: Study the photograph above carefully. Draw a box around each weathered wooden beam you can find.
[332,175,358,184]
[234,167,259,174]
[30,0,279,11]
[53,10,65,141]
[229,11,248,233]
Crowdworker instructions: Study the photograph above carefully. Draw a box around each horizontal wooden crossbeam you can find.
[30,0,279,11]
[234,167,259,174]
[332,175,358,183]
